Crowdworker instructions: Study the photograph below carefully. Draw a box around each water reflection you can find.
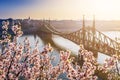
[52,35,79,55]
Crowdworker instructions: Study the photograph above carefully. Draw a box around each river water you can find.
[17,31,120,64]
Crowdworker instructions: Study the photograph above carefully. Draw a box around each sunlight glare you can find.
[93,0,120,20]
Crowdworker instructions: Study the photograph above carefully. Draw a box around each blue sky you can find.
[1,0,120,20]
[0,0,33,11]
[0,0,46,19]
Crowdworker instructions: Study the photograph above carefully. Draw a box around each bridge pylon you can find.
[92,15,96,49]
[82,15,85,46]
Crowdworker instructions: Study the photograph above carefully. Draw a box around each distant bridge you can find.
[40,17,120,58]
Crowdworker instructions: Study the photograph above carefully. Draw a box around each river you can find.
[17,31,120,64]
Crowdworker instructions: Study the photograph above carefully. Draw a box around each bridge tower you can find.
[92,15,98,58]
[82,15,85,46]
[92,15,95,47]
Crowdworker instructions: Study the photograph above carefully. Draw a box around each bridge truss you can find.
[42,19,120,57]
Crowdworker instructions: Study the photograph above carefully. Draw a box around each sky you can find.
[1,0,120,20]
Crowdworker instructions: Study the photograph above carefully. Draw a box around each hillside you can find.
[0,19,120,33]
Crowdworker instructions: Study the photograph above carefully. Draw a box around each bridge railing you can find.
[96,29,120,50]
[84,27,120,51]
[84,28,119,54]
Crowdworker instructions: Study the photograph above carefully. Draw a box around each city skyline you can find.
[1,0,120,20]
